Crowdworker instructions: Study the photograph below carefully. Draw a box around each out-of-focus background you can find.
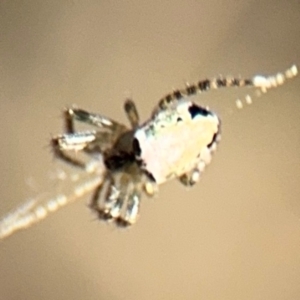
[0,1,300,300]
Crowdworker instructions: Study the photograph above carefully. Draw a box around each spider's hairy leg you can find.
[116,173,158,226]
[90,172,125,222]
[124,99,140,129]
[65,106,127,134]
[90,171,142,227]
[116,189,141,227]
[51,131,97,169]
[89,173,110,219]
[158,65,298,109]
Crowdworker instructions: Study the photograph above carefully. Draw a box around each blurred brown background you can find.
[0,1,300,300]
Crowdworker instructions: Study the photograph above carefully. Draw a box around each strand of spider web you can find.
[0,160,104,240]
[193,65,297,117]
[235,64,298,109]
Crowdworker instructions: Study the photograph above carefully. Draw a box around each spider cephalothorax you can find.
[51,65,298,227]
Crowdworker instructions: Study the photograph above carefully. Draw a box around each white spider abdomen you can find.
[134,99,220,185]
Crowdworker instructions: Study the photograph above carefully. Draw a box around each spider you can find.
[51,65,298,227]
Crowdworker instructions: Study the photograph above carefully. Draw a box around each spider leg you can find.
[116,189,141,227]
[90,173,126,222]
[116,173,157,226]
[64,107,126,133]
[51,131,97,169]
[90,171,142,227]
[124,99,140,129]
[54,107,128,168]
[89,173,110,219]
